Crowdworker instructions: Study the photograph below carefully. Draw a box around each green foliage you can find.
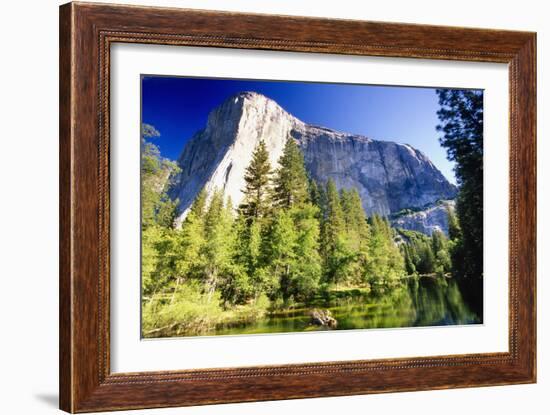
[141,123,160,139]
[416,242,436,275]
[340,188,371,284]
[201,190,238,300]
[272,138,310,208]
[402,243,417,275]
[142,225,174,297]
[365,215,405,282]
[141,130,464,337]
[239,140,273,220]
[431,230,451,276]
[436,89,483,280]
[236,216,270,298]
[397,228,451,276]
[321,179,353,285]
[267,209,298,296]
[141,126,180,229]
[266,204,322,302]
[309,179,327,219]
[290,204,323,299]
[142,282,224,337]
[447,206,462,241]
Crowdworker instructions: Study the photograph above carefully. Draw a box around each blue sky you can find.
[141,76,465,184]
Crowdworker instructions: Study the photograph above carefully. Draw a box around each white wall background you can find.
[0,0,546,414]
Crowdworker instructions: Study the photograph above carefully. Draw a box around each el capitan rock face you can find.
[169,92,457,226]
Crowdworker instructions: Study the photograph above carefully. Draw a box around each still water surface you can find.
[214,277,480,336]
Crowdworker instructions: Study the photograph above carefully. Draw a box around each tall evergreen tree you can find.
[324,180,345,242]
[233,213,274,301]
[436,89,483,280]
[447,206,462,241]
[267,141,322,300]
[272,137,310,209]
[142,226,171,297]
[431,230,446,255]
[268,210,298,299]
[290,204,322,300]
[340,188,370,283]
[366,215,404,281]
[189,188,208,217]
[341,189,370,241]
[309,178,327,219]
[445,207,465,278]
[172,194,207,282]
[416,241,436,275]
[202,190,236,301]
[321,179,352,285]
[234,140,275,299]
[401,244,416,275]
[239,140,273,221]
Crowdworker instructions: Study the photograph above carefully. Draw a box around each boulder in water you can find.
[309,309,338,329]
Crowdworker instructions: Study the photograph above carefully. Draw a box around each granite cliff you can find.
[169,92,457,227]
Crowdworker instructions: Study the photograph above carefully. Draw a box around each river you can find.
[213,277,481,336]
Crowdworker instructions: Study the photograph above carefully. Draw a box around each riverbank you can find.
[143,275,479,338]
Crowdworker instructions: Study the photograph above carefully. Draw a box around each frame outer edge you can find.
[59,2,537,412]
[520,33,537,382]
[509,33,537,383]
[59,2,75,413]
[532,33,537,383]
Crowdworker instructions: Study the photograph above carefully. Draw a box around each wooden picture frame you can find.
[59,2,536,412]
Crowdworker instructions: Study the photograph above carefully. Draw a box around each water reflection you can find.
[213,277,481,336]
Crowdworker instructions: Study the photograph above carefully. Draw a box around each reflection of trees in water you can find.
[328,277,479,331]
[408,278,479,326]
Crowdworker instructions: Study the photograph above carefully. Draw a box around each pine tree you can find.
[268,210,298,300]
[341,188,370,283]
[202,190,236,301]
[290,204,322,300]
[309,178,327,219]
[432,230,452,275]
[309,179,320,207]
[234,140,276,299]
[447,207,462,241]
[173,196,207,281]
[189,188,208,217]
[239,140,273,221]
[141,226,168,297]
[401,244,416,275]
[265,141,323,300]
[232,213,273,301]
[416,242,436,275]
[366,214,404,281]
[321,179,352,285]
[397,228,452,277]
[272,137,310,209]
[216,197,251,305]
[324,180,345,243]
[265,203,322,302]
[341,189,370,241]
[431,230,446,254]
[436,89,483,280]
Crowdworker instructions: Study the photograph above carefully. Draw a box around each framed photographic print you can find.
[59,2,536,412]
